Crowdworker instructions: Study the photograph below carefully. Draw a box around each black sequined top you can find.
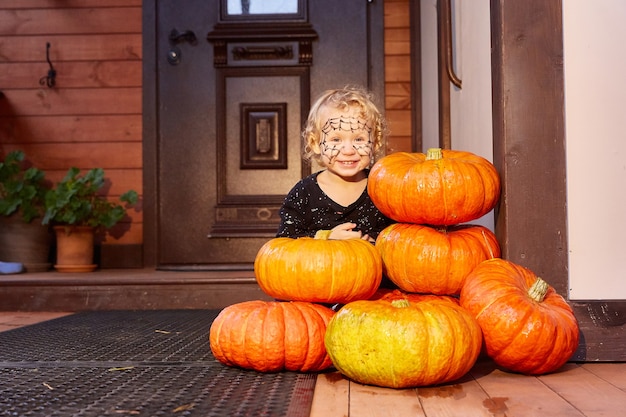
[276,170,394,239]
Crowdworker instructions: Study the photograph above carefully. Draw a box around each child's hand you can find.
[360,233,375,243]
[330,223,365,240]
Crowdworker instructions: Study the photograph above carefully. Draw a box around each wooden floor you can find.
[310,361,626,417]
[1,312,624,417]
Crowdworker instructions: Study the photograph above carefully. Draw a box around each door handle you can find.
[169,29,197,45]
[167,29,197,65]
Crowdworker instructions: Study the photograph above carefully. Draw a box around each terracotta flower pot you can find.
[53,225,97,272]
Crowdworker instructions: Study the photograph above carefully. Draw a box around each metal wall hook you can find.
[39,42,56,88]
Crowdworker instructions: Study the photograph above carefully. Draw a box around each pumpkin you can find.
[369,288,460,306]
[325,296,482,388]
[459,258,580,375]
[254,237,382,303]
[368,148,501,225]
[209,300,335,372]
[376,223,500,295]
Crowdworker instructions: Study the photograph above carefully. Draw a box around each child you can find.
[276,85,394,242]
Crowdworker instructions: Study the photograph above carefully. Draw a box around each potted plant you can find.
[0,150,53,272]
[43,167,138,272]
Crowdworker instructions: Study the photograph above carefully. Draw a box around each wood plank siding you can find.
[383,0,413,154]
[0,0,143,247]
[0,0,411,257]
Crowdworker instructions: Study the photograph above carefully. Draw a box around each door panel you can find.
[150,0,384,269]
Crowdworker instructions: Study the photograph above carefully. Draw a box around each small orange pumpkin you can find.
[460,258,580,375]
[209,300,335,372]
[368,148,501,225]
[254,237,382,303]
[376,223,500,295]
[325,296,482,388]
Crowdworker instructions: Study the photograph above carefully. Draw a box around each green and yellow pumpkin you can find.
[325,294,482,388]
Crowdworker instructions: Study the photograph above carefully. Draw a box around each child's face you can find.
[316,104,373,176]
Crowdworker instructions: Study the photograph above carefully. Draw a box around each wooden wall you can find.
[0,0,411,252]
[0,0,143,246]
[383,0,413,154]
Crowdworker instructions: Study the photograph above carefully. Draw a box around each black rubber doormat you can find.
[0,310,317,416]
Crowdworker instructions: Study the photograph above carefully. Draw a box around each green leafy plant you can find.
[43,167,138,229]
[0,150,50,223]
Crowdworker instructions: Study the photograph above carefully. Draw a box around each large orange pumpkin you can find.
[254,237,382,303]
[460,258,580,375]
[209,300,335,372]
[324,296,482,388]
[368,148,501,225]
[376,223,500,295]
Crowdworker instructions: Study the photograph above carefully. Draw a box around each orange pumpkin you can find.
[254,237,382,303]
[368,148,501,225]
[376,223,500,295]
[209,300,335,372]
[369,288,460,306]
[325,296,482,388]
[460,258,580,375]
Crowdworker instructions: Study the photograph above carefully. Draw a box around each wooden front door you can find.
[143,1,384,269]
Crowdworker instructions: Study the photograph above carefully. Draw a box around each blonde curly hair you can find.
[302,85,388,164]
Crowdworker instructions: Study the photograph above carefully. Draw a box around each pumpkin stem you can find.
[528,277,549,303]
[314,230,332,240]
[390,299,410,308]
[426,148,443,161]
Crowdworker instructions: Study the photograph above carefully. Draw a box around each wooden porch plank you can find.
[580,363,626,390]
[539,363,626,417]
[0,311,72,332]
[416,374,493,417]
[309,372,349,417]
[470,361,585,417]
[349,381,425,417]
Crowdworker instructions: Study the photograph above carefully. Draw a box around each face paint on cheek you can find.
[320,139,338,163]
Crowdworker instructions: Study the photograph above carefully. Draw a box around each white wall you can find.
[563,1,626,300]
[421,0,494,229]
[422,0,625,300]
[420,0,439,152]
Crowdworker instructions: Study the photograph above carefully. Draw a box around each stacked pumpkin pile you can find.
[209,148,580,389]
[324,148,501,388]
[209,236,383,373]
